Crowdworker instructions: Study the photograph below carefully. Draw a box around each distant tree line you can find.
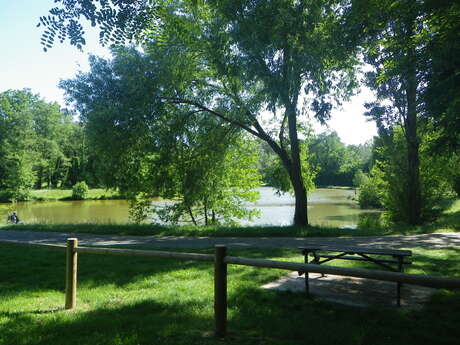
[0,89,100,202]
[259,130,372,189]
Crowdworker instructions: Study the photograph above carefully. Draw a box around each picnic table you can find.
[299,245,413,306]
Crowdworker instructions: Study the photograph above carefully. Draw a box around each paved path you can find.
[0,230,459,249]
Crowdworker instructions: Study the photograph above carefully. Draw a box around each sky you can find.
[0,0,377,145]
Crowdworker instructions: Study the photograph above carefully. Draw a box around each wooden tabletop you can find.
[299,245,412,257]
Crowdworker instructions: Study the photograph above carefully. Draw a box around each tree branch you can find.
[165,97,264,140]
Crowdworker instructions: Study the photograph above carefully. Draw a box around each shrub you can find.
[72,181,89,200]
[358,178,383,209]
[352,169,368,188]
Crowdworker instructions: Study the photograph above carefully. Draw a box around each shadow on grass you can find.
[2,282,459,345]
[0,299,215,345]
[229,285,460,345]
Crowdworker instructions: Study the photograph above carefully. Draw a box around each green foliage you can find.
[61,49,262,225]
[154,134,262,226]
[351,0,460,224]
[56,0,360,226]
[357,167,384,209]
[71,181,89,200]
[128,194,151,224]
[0,89,97,201]
[261,140,316,194]
[351,0,437,224]
[453,175,460,197]
[362,127,454,222]
[352,169,368,188]
[309,131,372,186]
[0,90,38,201]
[423,1,460,151]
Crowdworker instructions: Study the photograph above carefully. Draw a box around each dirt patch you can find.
[261,272,436,308]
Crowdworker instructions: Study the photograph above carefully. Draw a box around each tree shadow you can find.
[228,284,460,345]
[0,299,216,345]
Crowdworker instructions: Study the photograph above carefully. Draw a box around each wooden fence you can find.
[2,238,460,338]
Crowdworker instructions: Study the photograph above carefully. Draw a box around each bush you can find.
[357,178,383,209]
[72,181,89,200]
[352,169,368,188]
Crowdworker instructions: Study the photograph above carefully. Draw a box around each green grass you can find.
[0,244,459,345]
[28,188,122,201]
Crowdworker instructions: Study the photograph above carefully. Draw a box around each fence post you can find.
[65,238,78,310]
[214,245,227,338]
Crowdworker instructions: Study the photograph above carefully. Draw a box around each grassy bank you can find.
[0,244,458,345]
[28,188,122,201]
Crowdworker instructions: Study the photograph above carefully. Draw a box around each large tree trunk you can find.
[404,16,422,225]
[263,136,309,226]
[286,104,309,226]
[291,170,309,226]
[405,52,422,225]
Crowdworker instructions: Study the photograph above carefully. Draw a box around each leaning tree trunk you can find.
[287,104,309,226]
[291,169,309,226]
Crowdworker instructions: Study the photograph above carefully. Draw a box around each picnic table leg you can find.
[304,251,310,296]
[397,257,403,307]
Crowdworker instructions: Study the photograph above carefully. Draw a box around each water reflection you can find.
[0,187,379,228]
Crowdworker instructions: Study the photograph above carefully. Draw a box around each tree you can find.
[349,0,429,224]
[359,126,453,220]
[0,90,38,201]
[423,0,460,152]
[60,51,261,225]
[43,0,358,225]
[153,129,261,226]
[31,101,75,189]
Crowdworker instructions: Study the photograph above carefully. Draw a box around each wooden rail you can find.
[0,239,66,250]
[224,256,460,289]
[75,246,214,262]
[2,239,460,338]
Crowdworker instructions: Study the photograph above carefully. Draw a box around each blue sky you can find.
[0,0,376,145]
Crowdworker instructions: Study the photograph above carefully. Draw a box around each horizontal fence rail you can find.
[75,246,214,262]
[0,239,66,250]
[2,238,460,338]
[224,256,460,289]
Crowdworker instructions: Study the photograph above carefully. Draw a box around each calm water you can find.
[0,187,378,228]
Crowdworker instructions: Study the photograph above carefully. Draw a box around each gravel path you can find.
[0,229,459,249]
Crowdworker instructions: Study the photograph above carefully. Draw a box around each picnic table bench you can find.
[298,245,413,306]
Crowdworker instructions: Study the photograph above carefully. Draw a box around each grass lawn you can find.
[1,199,459,238]
[0,244,459,345]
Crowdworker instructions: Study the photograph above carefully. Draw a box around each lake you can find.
[0,187,378,228]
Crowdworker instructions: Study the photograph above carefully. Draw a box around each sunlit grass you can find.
[0,244,459,345]
[29,188,121,201]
